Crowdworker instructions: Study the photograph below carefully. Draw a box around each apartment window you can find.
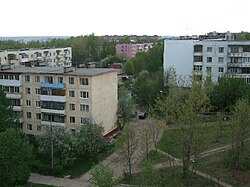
[80,104,89,112]
[9,75,14,80]
[27,112,32,119]
[4,75,8,79]
[0,75,2,79]
[15,75,19,80]
[218,57,224,63]
[219,47,224,53]
[80,91,89,99]
[25,75,30,82]
[80,78,89,85]
[36,113,41,120]
[81,117,90,124]
[27,124,32,130]
[193,65,202,71]
[14,87,19,93]
[207,57,212,63]
[26,88,31,94]
[26,100,31,107]
[35,88,41,94]
[231,47,239,53]
[69,103,75,111]
[35,76,40,82]
[45,76,53,83]
[207,47,212,52]
[36,101,41,107]
[218,67,224,73]
[69,77,74,84]
[70,116,75,123]
[206,67,212,74]
[69,90,75,97]
[58,77,63,83]
[194,45,203,52]
[19,123,23,129]
[193,56,203,62]
[37,125,42,131]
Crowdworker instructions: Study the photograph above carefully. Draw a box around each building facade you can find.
[116,43,153,60]
[164,39,250,83]
[0,47,72,67]
[0,66,117,135]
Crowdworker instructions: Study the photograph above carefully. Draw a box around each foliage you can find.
[0,128,33,186]
[124,60,135,75]
[101,55,121,67]
[90,163,115,187]
[210,77,250,111]
[235,32,250,40]
[0,86,18,132]
[138,161,161,186]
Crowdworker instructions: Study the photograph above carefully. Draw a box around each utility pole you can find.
[51,116,54,169]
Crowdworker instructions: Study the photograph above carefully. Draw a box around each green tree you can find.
[101,55,121,67]
[90,163,115,187]
[0,128,33,186]
[0,86,17,132]
[124,60,135,75]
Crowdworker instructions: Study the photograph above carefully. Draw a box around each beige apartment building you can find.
[0,66,118,135]
[0,47,72,67]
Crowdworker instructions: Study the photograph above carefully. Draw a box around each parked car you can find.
[138,112,147,119]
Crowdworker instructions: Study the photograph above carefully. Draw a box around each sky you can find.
[1,0,250,37]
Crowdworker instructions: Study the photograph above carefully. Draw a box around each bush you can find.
[52,165,64,177]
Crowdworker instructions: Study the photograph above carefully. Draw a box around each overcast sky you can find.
[1,0,249,36]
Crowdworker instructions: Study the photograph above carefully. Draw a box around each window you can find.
[80,91,89,99]
[58,77,63,83]
[80,78,89,85]
[27,124,32,130]
[218,57,224,63]
[35,76,40,82]
[81,117,90,124]
[45,76,53,83]
[4,75,8,79]
[70,116,75,123]
[9,75,14,80]
[25,75,30,82]
[193,56,203,62]
[69,90,75,97]
[219,67,224,73]
[69,77,74,84]
[36,101,41,107]
[206,67,212,74]
[193,65,202,71]
[26,100,31,107]
[35,88,41,94]
[207,57,212,63]
[231,47,239,53]
[27,112,32,118]
[26,88,31,94]
[80,104,89,112]
[207,47,212,52]
[14,87,19,93]
[219,47,224,53]
[15,75,19,80]
[69,103,75,111]
[194,45,203,52]
[36,113,41,120]
[0,75,2,79]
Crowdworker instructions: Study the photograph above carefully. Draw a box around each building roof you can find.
[0,66,118,76]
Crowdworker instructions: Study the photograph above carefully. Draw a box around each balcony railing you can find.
[40,82,65,89]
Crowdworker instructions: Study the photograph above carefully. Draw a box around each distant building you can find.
[0,47,72,67]
[0,66,118,135]
[164,39,250,84]
[103,35,160,42]
[116,43,153,60]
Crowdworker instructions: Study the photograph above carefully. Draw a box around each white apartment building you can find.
[0,66,118,136]
[0,47,72,67]
[164,39,250,83]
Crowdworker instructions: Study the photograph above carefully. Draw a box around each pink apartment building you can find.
[116,43,153,60]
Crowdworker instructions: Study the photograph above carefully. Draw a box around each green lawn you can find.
[140,150,169,166]
[157,123,241,158]
[196,144,250,187]
[123,166,216,187]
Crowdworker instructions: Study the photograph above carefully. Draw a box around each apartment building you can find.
[163,39,250,83]
[0,47,72,67]
[0,66,117,135]
[116,43,153,60]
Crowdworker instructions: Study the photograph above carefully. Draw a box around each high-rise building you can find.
[0,66,118,135]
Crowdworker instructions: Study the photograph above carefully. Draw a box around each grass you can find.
[157,123,246,158]
[196,143,250,187]
[123,166,216,187]
[140,150,169,166]
[16,183,55,187]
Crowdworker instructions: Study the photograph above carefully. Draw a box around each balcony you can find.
[19,58,29,63]
[41,108,65,115]
[41,120,65,126]
[13,105,22,111]
[40,82,65,89]
[193,62,202,66]
[40,95,66,102]
[0,79,22,87]
[6,93,21,99]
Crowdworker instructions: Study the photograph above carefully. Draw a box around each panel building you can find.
[164,39,250,83]
[0,66,117,135]
[0,47,72,67]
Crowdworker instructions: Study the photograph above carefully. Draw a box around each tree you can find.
[101,55,121,67]
[90,163,115,187]
[231,99,250,174]
[0,86,17,132]
[140,122,153,161]
[124,60,135,75]
[0,128,33,186]
[116,123,138,183]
